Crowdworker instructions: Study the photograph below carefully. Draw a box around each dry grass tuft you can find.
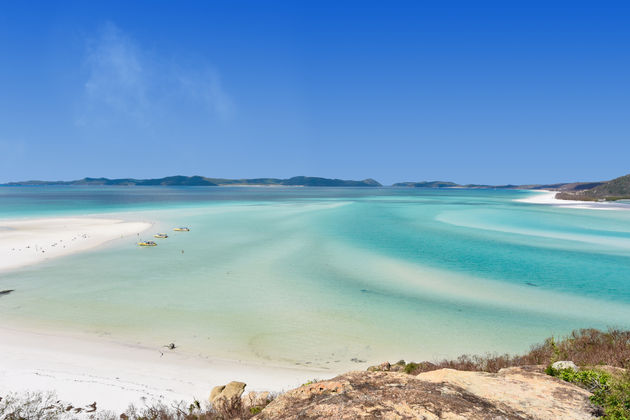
[404,328,630,375]
[0,393,276,420]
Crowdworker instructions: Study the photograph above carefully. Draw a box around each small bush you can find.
[0,392,68,420]
[301,379,321,387]
[404,362,420,374]
[0,392,276,420]
[547,367,630,419]
[401,328,630,375]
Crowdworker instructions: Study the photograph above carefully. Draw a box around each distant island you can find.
[392,180,606,191]
[3,176,382,188]
[5,173,630,201]
[554,174,630,201]
[394,174,630,201]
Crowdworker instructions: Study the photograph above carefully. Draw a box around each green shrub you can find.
[404,362,420,374]
[301,379,319,387]
[547,367,630,419]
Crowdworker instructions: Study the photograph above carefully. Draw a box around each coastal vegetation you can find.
[1,328,628,419]
[391,328,630,419]
[397,328,630,374]
[547,366,630,419]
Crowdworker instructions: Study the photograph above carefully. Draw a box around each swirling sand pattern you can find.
[0,187,629,370]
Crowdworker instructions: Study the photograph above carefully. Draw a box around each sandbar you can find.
[515,190,630,210]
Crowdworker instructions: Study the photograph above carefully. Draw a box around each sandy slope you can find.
[0,326,325,413]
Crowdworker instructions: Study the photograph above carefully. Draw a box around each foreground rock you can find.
[418,367,594,419]
[256,366,595,419]
[210,381,247,415]
[210,381,247,403]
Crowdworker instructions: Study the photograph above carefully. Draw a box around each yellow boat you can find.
[173,227,190,232]
[154,233,168,239]
[138,241,158,247]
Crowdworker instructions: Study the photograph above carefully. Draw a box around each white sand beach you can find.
[0,326,323,413]
[515,190,630,210]
[0,216,325,413]
[0,217,152,272]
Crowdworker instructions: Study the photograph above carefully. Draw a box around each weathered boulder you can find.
[255,367,596,419]
[209,380,247,416]
[222,381,247,400]
[209,385,226,402]
[552,360,579,372]
[209,381,246,403]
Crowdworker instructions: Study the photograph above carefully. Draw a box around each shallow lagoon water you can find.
[1,186,630,371]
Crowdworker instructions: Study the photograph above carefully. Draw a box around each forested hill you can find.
[4,176,382,187]
[555,174,630,201]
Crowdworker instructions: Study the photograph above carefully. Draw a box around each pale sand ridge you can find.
[515,190,630,210]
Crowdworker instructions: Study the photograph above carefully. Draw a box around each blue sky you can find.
[1,1,628,185]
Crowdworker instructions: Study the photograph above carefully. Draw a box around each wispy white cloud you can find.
[178,68,234,120]
[84,23,148,121]
[0,139,27,178]
[79,22,233,126]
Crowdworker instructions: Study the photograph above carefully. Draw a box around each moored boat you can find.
[154,233,168,239]
[173,227,190,232]
[137,241,158,247]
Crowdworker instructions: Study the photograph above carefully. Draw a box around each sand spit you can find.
[0,217,152,273]
[515,190,630,210]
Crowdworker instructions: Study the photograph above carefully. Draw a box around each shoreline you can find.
[0,325,325,412]
[0,217,152,273]
[0,215,330,412]
[515,190,630,210]
[2,200,629,413]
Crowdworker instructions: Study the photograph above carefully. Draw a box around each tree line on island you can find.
[3,176,382,187]
[4,173,630,201]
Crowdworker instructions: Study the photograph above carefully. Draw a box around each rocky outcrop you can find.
[255,366,595,419]
[418,366,594,419]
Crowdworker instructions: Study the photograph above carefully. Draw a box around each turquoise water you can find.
[1,186,630,370]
